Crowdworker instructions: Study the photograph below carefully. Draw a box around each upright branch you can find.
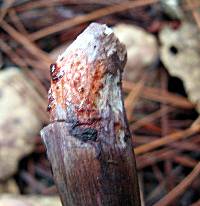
[41,23,140,206]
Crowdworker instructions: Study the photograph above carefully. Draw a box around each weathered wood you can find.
[41,23,140,206]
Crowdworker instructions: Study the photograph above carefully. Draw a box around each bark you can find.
[41,23,140,206]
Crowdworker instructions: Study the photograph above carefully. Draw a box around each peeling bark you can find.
[41,23,140,206]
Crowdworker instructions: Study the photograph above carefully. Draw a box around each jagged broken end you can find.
[40,23,141,206]
[48,23,127,122]
[45,23,130,147]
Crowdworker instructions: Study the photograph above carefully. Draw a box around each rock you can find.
[160,0,183,19]
[113,24,158,82]
[159,22,200,112]
[0,68,42,180]
[0,195,61,206]
[0,179,19,194]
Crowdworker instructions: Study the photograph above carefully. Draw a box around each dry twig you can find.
[135,124,200,155]
[0,0,15,23]
[1,20,52,69]
[29,0,158,40]
[154,162,200,206]
[123,81,194,109]
[125,76,146,122]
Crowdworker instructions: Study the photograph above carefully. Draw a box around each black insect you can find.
[50,63,57,76]
[47,104,52,112]
[50,63,64,82]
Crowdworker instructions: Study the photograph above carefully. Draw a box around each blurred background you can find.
[0,0,200,205]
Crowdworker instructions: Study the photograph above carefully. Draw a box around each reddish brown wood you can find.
[41,23,140,206]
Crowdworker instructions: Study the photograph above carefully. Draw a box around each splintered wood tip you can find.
[41,23,141,206]
[47,23,127,125]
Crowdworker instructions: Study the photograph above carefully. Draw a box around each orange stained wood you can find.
[48,50,105,121]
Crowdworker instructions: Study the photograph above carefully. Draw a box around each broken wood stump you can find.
[41,23,140,206]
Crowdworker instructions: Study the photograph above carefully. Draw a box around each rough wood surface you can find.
[41,23,140,206]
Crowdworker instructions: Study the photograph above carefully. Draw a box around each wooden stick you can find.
[41,23,140,206]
